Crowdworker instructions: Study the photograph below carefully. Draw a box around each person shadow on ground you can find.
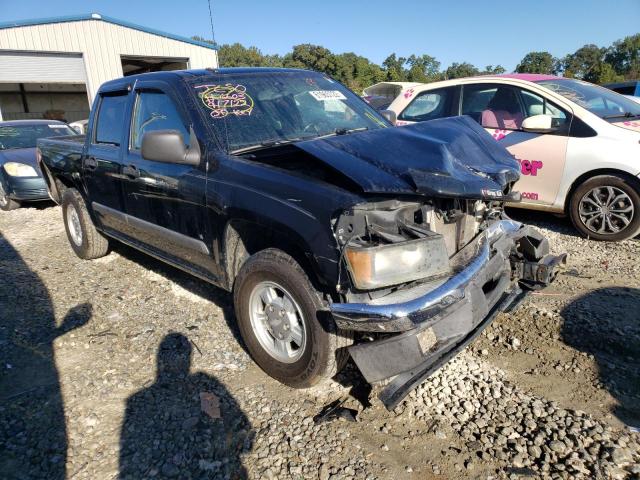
[560,286,640,428]
[0,234,92,480]
[0,232,92,480]
[119,333,254,479]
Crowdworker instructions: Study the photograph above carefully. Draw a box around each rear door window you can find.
[399,88,454,122]
[94,93,128,146]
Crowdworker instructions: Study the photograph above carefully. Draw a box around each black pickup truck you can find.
[38,68,564,408]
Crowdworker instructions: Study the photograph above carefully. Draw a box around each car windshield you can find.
[0,123,76,150]
[536,78,640,121]
[188,71,388,153]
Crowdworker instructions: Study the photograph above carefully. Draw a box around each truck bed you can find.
[37,135,86,203]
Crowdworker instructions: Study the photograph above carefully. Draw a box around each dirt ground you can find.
[1,203,638,480]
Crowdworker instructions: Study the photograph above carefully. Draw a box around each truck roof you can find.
[99,67,316,92]
[0,119,67,127]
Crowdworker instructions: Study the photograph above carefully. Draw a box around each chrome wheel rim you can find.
[67,205,83,246]
[248,281,307,363]
[579,186,634,235]
[0,183,8,207]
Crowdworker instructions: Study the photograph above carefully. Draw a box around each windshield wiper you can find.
[230,137,310,155]
[602,111,640,119]
[230,127,369,155]
[334,126,369,135]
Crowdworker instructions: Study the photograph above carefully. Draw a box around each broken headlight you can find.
[344,236,450,290]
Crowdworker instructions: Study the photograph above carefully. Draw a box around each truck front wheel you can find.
[233,248,351,388]
[62,189,109,259]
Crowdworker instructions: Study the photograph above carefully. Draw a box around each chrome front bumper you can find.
[331,220,526,332]
[330,219,566,409]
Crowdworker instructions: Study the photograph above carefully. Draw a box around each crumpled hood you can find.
[0,148,41,175]
[296,116,520,200]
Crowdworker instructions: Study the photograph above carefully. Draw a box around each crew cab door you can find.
[121,81,219,279]
[84,90,129,232]
[460,83,570,206]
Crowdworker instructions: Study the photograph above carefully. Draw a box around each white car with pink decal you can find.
[365,74,640,241]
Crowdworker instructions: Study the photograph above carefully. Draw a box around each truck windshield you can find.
[536,78,640,121]
[0,123,76,150]
[189,71,388,153]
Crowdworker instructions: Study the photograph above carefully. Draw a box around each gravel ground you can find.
[0,203,639,480]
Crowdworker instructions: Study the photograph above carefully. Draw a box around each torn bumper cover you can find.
[330,219,566,410]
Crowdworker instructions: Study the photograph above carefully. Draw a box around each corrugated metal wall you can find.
[0,52,87,83]
[0,19,218,101]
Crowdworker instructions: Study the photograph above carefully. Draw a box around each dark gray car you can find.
[0,120,76,210]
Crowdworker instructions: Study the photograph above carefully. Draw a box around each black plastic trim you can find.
[92,202,210,255]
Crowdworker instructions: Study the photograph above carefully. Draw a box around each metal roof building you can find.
[0,13,218,122]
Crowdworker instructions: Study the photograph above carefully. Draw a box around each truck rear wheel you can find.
[233,248,351,388]
[62,189,109,259]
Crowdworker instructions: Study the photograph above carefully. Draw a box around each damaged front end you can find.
[330,198,566,410]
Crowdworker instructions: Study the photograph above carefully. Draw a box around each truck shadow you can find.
[119,332,253,479]
[560,286,640,427]
[108,242,247,352]
[0,232,92,479]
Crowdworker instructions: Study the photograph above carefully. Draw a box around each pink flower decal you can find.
[623,121,640,128]
[492,129,508,141]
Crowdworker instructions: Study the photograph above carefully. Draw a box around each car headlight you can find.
[3,162,38,177]
[344,237,450,290]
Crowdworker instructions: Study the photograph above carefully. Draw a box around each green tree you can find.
[559,44,606,81]
[217,43,267,67]
[515,51,556,74]
[334,52,385,91]
[282,44,339,76]
[590,62,624,84]
[382,53,408,81]
[406,54,441,82]
[605,33,640,80]
[481,65,506,75]
[444,62,479,79]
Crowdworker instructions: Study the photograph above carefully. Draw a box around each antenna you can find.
[207,0,216,45]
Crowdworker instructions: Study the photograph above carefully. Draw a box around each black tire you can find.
[233,248,352,388]
[569,174,640,242]
[0,182,20,211]
[61,188,109,259]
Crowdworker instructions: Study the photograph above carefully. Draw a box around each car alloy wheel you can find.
[578,185,634,235]
[66,204,83,246]
[248,280,307,364]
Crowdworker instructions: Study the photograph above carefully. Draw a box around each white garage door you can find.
[0,51,87,83]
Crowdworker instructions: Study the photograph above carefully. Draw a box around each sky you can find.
[1,0,639,71]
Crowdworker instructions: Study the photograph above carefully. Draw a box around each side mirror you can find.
[141,128,201,165]
[379,109,397,126]
[522,114,556,133]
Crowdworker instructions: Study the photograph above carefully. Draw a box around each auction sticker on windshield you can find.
[195,84,254,119]
[309,90,347,101]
